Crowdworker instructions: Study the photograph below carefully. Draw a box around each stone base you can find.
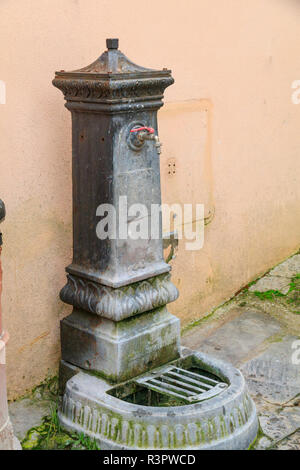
[58,349,258,450]
[0,418,21,450]
[59,360,81,395]
[61,307,180,383]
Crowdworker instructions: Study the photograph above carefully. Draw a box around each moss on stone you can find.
[21,406,99,450]
[253,290,285,300]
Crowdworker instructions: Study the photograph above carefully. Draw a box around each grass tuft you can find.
[21,405,100,450]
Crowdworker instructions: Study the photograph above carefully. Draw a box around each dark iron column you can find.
[53,39,180,384]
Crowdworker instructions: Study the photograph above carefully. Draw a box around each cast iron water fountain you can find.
[53,39,258,449]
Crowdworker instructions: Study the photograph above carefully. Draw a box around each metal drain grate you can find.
[135,366,228,403]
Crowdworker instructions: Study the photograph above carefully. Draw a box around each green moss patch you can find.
[21,406,99,450]
[250,273,300,315]
[253,290,285,301]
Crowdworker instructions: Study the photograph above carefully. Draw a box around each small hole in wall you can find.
[79,133,85,142]
[101,137,105,142]
[85,360,91,369]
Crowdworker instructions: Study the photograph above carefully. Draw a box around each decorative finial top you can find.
[106,38,119,50]
[53,39,174,106]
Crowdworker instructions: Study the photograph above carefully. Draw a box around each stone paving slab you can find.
[248,275,291,295]
[241,336,300,404]
[258,407,300,441]
[183,310,282,366]
[246,380,300,407]
[272,431,300,450]
[269,254,300,278]
[253,436,273,450]
[9,398,53,441]
[182,255,300,451]
[248,253,300,294]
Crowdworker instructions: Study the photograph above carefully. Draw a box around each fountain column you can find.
[53,38,180,385]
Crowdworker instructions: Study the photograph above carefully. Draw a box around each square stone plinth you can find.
[61,307,180,383]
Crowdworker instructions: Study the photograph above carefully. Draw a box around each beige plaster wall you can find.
[1,0,300,399]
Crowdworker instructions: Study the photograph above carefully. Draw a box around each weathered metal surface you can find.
[53,38,174,289]
[135,365,228,403]
[60,307,180,383]
[54,39,180,382]
[58,349,258,450]
[60,273,178,321]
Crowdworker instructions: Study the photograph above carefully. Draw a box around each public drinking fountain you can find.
[53,39,258,450]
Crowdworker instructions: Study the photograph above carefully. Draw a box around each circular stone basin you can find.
[59,348,258,450]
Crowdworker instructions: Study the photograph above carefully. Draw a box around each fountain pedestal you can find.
[53,39,258,449]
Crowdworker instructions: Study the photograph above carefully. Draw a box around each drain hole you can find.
[108,362,228,407]
[108,384,188,407]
